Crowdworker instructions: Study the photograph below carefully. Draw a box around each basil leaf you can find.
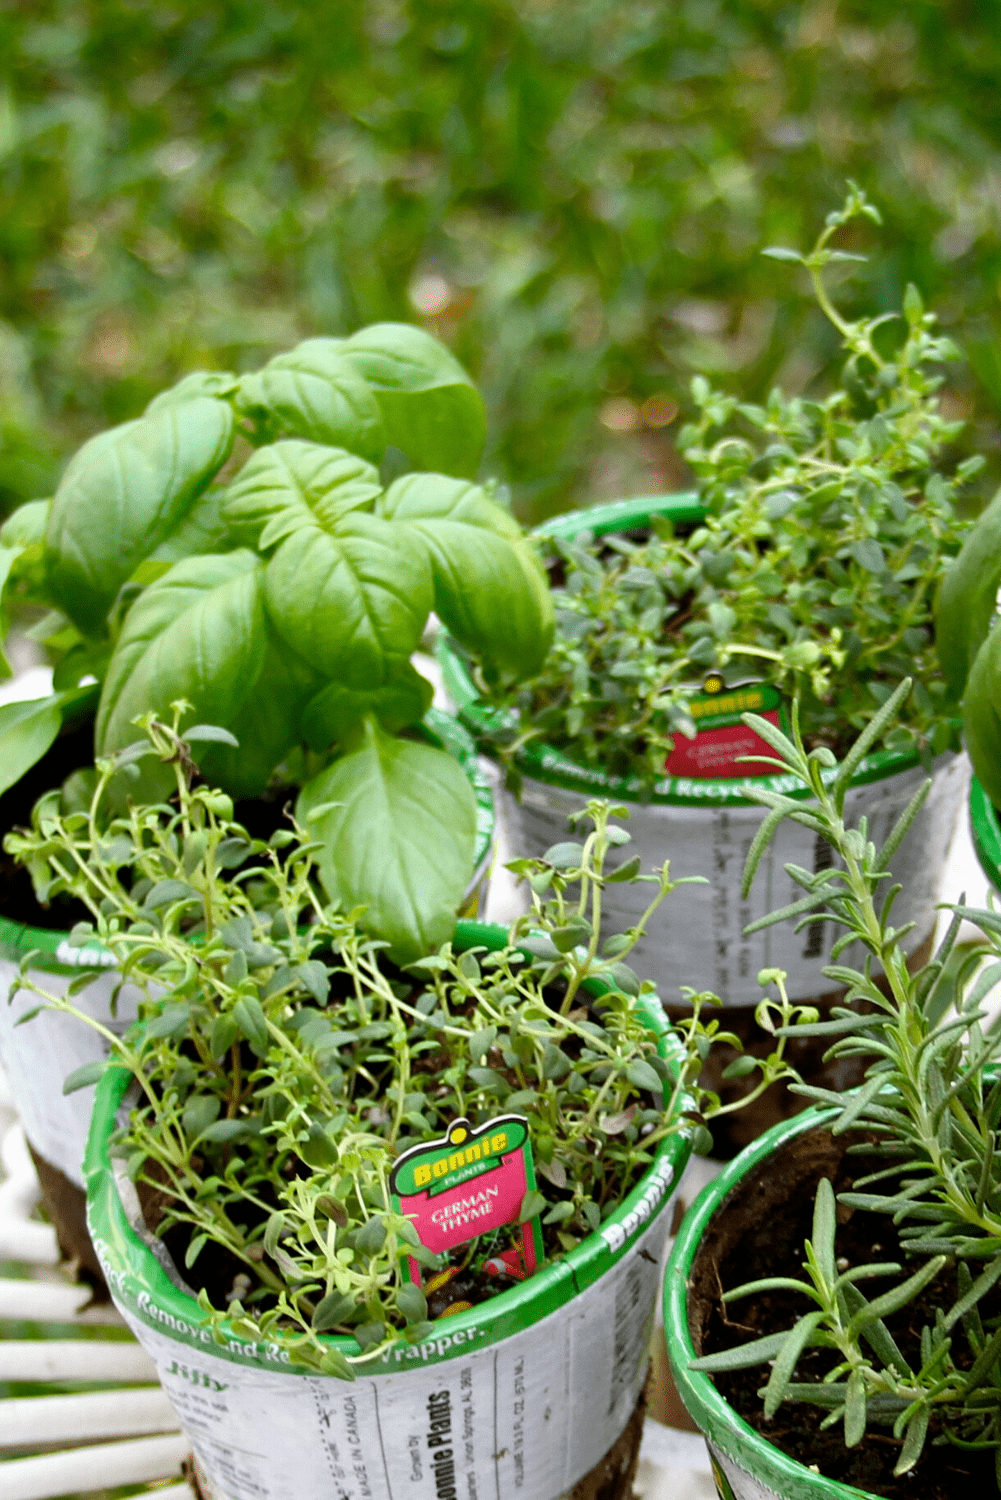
[963,623,1001,807]
[194,630,322,799]
[301,662,433,750]
[96,551,267,756]
[149,486,233,563]
[1,499,51,550]
[264,510,432,686]
[237,339,385,461]
[339,322,485,478]
[935,486,1001,697]
[0,500,55,676]
[45,397,235,636]
[144,371,240,414]
[0,693,64,796]
[380,473,553,679]
[297,715,477,964]
[222,440,381,550]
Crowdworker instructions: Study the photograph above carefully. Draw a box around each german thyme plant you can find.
[7,708,812,1376]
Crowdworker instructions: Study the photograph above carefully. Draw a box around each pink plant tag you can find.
[665,674,787,780]
[389,1115,543,1286]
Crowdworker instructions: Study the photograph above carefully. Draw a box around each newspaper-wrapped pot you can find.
[85,974,692,1500]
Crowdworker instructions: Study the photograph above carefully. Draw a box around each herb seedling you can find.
[476,190,974,789]
[8,709,812,1376]
[691,679,1001,1483]
[0,322,553,959]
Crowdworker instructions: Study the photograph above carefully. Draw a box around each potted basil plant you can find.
[666,679,1001,1498]
[0,321,551,1240]
[441,189,972,1016]
[9,712,813,1500]
[934,484,1001,898]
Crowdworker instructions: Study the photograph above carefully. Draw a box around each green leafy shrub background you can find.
[2,1,1001,522]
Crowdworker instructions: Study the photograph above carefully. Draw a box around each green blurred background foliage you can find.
[2,0,1001,525]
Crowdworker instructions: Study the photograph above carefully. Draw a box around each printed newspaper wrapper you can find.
[0,920,140,1186]
[84,994,691,1500]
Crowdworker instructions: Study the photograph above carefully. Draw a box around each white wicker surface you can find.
[0,1068,194,1500]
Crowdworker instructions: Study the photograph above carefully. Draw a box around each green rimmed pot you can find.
[970,774,1001,894]
[439,493,968,1015]
[663,1105,989,1500]
[85,918,692,1500]
[0,707,494,1275]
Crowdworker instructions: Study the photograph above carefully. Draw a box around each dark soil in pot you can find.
[686,1125,997,1498]
[0,718,96,927]
[0,715,299,928]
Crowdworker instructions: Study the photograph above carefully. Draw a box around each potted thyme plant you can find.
[666,680,1001,1498]
[441,190,972,1018]
[0,321,551,1252]
[9,712,811,1500]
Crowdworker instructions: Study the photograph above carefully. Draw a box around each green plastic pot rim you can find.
[439,493,941,809]
[969,775,1001,894]
[0,706,494,974]
[84,917,693,1377]
[664,1106,873,1500]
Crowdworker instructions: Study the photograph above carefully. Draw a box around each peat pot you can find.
[439,495,968,1011]
[664,1108,996,1500]
[85,921,693,1500]
[970,773,1001,895]
[0,707,494,1271]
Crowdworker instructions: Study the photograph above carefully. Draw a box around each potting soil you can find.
[688,1126,998,1499]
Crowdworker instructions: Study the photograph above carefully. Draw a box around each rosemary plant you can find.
[477,189,974,788]
[7,707,811,1376]
[691,679,1001,1483]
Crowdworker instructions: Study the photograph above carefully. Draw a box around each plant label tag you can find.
[390,1114,543,1286]
[665,674,787,780]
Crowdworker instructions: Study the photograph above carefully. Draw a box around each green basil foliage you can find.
[478,193,975,788]
[691,682,1001,1483]
[7,714,813,1376]
[934,487,1001,808]
[1,323,554,962]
